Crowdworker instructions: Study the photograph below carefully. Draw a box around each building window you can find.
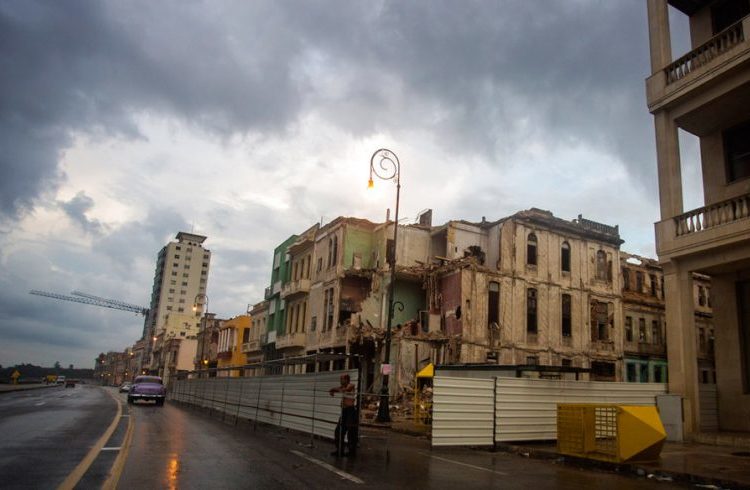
[596,251,607,281]
[591,301,608,341]
[488,281,500,327]
[317,257,323,272]
[311,316,317,332]
[625,316,633,342]
[561,358,572,367]
[183,273,189,278]
[327,238,333,268]
[652,320,661,345]
[202,262,209,268]
[653,364,665,383]
[324,288,335,330]
[174,254,180,259]
[724,119,750,183]
[178,307,184,312]
[170,280,176,285]
[639,318,647,342]
[561,242,571,272]
[698,286,706,306]
[526,288,537,334]
[527,233,537,266]
[332,236,338,266]
[169,289,175,293]
[176,246,181,251]
[182,282,188,286]
[166,306,173,311]
[526,356,539,365]
[636,271,644,293]
[626,363,637,382]
[622,269,630,291]
[649,274,658,296]
[561,293,572,338]
[171,271,177,276]
[180,290,186,295]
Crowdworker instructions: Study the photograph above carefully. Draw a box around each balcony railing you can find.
[276,332,306,349]
[280,278,311,298]
[665,19,745,85]
[674,193,750,237]
[590,340,615,352]
[241,339,261,353]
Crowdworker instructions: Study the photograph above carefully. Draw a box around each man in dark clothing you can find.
[329,374,358,457]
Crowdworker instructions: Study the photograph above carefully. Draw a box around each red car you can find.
[127,375,166,406]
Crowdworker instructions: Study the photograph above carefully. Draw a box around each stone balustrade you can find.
[675,193,750,237]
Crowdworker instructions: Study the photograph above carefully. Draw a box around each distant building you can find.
[145,232,211,370]
[216,315,251,377]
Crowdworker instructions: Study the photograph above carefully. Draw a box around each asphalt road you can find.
[0,384,117,489]
[118,394,690,489]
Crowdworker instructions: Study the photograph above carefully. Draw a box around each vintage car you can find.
[127,375,166,406]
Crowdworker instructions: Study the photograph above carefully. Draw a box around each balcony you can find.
[276,332,306,349]
[624,342,666,357]
[280,278,311,298]
[656,192,750,262]
[589,340,615,352]
[242,339,261,353]
[647,16,750,117]
[264,286,272,300]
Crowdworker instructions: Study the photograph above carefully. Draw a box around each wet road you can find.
[119,395,690,489]
[0,384,117,489]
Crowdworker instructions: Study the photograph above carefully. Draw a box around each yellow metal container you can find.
[557,404,666,463]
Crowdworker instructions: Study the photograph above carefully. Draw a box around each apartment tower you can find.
[145,232,211,343]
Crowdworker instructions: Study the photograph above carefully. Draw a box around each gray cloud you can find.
[1,1,660,219]
[59,191,104,234]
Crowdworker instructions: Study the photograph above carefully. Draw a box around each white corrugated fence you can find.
[171,369,358,440]
[431,372,667,447]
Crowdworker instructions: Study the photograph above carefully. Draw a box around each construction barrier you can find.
[556,404,666,463]
[171,369,359,441]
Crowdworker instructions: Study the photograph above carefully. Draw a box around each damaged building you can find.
[258,208,657,396]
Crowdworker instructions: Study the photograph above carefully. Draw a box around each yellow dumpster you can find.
[557,404,666,463]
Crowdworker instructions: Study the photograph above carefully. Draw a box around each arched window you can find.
[596,250,607,280]
[561,241,571,272]
[527,233,538,266]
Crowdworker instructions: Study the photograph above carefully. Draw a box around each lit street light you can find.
[368,148,401,423]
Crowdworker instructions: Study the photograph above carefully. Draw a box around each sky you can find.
[0,0,700,369]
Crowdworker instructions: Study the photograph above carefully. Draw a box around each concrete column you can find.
[654,111,684,219]
[664,263,700,434]
[647,0,672,73]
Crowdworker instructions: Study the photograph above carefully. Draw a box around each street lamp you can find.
[369,148,401,423]
[193,293,209,377]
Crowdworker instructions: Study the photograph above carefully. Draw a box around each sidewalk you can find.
[385,420,750,489]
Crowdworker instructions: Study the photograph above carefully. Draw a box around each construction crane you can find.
[29,289,149,317]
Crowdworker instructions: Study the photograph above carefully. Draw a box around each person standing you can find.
[329,373,358,457]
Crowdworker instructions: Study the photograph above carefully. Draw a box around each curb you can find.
[493,442,746,490]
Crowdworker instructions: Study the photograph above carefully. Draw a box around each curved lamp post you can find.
[369,148,401,423]
[193,293,209,377]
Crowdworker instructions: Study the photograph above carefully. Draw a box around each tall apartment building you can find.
[646,0,750,433]
[145,232,211,369]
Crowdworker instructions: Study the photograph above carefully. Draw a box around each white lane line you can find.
[290,450,364,484]
[419,452,509,476]
[101,447,121,451]
[35,402,46,406]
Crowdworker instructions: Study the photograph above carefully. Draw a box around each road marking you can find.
[35,402,45,406]
[290,450,364,484]
[57,389,122,490]
[101,447,121,451]
[103,406,134,490]
[418,452,509,476]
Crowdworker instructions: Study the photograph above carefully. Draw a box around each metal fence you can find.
[171,369,359,441]
[431,374,667,447]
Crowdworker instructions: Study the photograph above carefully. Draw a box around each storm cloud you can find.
[0,1,682,367]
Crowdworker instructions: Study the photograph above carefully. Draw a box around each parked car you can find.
[127,376,166,406]
[119,382,132,393]
[56,375,66,385]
